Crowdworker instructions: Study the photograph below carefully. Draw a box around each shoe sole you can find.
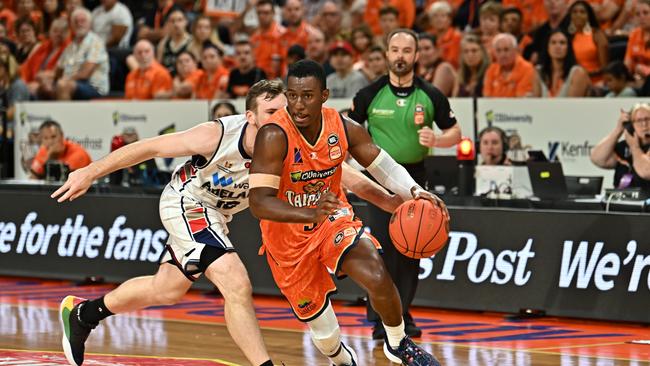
[383,342,403,364]
[59,295,84,366]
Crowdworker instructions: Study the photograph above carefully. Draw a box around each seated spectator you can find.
[624,0,650,84]
[172,51,201,99]
[226,40,266,98]
[280,0,315,60]
[500,7,533,55]
[501,0,548,34]
[427,1,462,69]
[536,29,591,97]
[42,0,66,35]
[250,0,284,79]
[603,61,637,97]
[286,44,306,66]
[350,25,375,79]
[478,1,502,59]
[591,103,650,191]
[376,6,400,46]
[212,101,238,119]
[326,40,369,98]
[306,28,334,76]
[565,0,608,84]
[30,119,91,180]
[137,0,182,45]
[316,1,344,43]
[125,40,172,100]
[16,0,42,33]
[55,7,109,100]
[91,0,133,49]
[21,17,70,98]
[0,2,16,39]
[455,34,490,97]
[364,0,415,35]
[365,45,388,82]
[478,126,511,165]
[14,16,40,63]
[483,33,538,97]
[417,33,456,97]
[194,43,229,99]
[156,8,191,77]
[0,51,29,121]
[187,15,224,63]
[586,0,621,32]
[526,0,569,63]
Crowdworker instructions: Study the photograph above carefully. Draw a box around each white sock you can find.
[383,320,406,349]
[329,342,354,365]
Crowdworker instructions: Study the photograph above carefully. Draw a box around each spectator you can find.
[624,0,650,83]
[14,16,40,63]
[171,50,200,99]
[364,0,415,35]
[187,15,224,63]
[0,51,29,121]
[16,0,42,32]
[376,6,400,46]
[285,44,306,68]
[500,7,533,55]
[280,0,315,60]
[137,0,182,44]
[478,126,511,165]
[125,40,172,100]
[326,40,369,98]
[501,0,548,34]
[30,119,91,180]
[564,0,608,84]
[156,8,191,77]
[316,1,344,43]
[306,27,334,76]
[591,103,650,191]
[603,61,637,97]
[65,0,83,15]
[350,25,376,81]
[250,0,284,79]
[194,43,229,100]
[417,33,456,97]
[340,0,366,32]
[21,17,70,98]
[478,1,502,59]
[536,29,591,97]
[455,34,490,97]
[526,0,568,62]
[0,2,16,39]
[483,33,538,97]
[427,1,462,69]
[587,0,622,31]
[366,45,388,81]
[55,7,109,100]
[226,40,266,98]
[91,0,133,49]
[42,0,65,35]
[212,101,238,119]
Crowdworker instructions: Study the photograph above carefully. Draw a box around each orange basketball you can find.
[388,199,449,259]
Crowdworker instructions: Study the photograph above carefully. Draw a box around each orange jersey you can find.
[260,107,352,269]
[625,27,650,75]
[124,61,173,100]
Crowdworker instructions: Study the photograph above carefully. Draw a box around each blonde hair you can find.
[631,103,650,119]
[458,34,490,86]
[429,1,452,15]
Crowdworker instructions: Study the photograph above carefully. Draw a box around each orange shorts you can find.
[265,224,381,322]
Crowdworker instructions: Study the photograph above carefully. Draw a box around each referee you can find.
[349,28,461,339]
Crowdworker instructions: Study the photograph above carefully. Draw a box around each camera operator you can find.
[591,103,650,191]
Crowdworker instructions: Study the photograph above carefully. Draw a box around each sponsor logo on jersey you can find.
[329,146,342,160]
[211,173,233,187]
[328,207,350,222]
[334,231,344,245]
[289,166,338,182]
[200,182,248,199]
[286,186,329,208]
[293,147,303,164]
[371,108,395,117]
[327,133,339,146]
[414,104,425,125]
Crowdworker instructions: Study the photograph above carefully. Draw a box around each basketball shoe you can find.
[331,342,358,365]
[383,335,441,366]
[60,295,97,366]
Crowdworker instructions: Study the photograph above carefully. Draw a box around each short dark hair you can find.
[287,59,327,90]
[387,28,419,51]
[245,79,285,112]
[202,41,223,57]
[500,7,523,21]
[39,119,62,133]
[379,6,399,17]
[287,44,306,60]
[418,32,437,46]
[604,60,632,81]
[256,0,274,9]
[212,101,238,117]
[368,45,385,54]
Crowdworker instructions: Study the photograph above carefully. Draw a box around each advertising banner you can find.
[1,190,648,323]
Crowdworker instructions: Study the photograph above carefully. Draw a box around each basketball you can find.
[389,199,449,259]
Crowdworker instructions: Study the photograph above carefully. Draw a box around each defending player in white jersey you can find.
[51,80,403,366]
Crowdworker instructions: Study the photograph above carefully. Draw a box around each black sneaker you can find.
[405,321,423,338]
[60,296,97,366]
[330,342,358,365]
[383,335,441,366]
[372,322,386,340]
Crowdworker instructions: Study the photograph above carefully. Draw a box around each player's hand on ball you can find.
[312,191,341,223]
[411,186,450,225]
[51,165,96,202]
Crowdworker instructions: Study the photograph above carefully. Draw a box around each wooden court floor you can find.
[0,276,649,365]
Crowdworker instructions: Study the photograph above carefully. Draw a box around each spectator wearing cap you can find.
[306,27,335,76]
[226,39,267,98]
[250,0,285,79]
[483,33,538,97]
[125,40,172,100]
[194,43,229,99]
[280,0,315,61]
[55,7,109,100]
[91,0,133,49]
[326,40,369,98]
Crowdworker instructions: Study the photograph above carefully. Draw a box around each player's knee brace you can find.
[307,303,341,356]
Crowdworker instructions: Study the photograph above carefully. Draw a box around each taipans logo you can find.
[211,173,233,187]
[485,110,533,125]
[289,166,338,182]
[303,180,325,194]
[112,111,147,125]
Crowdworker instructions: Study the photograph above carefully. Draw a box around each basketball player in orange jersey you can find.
[249,60,446,365]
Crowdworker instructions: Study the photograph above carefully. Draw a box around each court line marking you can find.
[0,347,240,366]
[528,341,627,351]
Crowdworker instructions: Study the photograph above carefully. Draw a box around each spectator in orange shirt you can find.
[364,0,415,35]
[483,33,539,97]
[16,0,42,33]
[502,0,548,34]
[625,0,650,81]
[21,17,69,98]
[500,7,533,55]
[479,1,502,60]
[125,40,172,100]
[30,119,91,180]
[172,51,200,99]
[250,0,284,79]
[14,16,40,63]
[226,40,267,98]
[0,2,17,39]
[586,0,622,31]
[316,1,344,43]
[427,1,462,69]
[194,43,229,100]
[376,6,400,46]
[306,27,335,76]
[565,0,608,84]
[280,0,314,59]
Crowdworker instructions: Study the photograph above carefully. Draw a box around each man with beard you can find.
[349,28,461,340]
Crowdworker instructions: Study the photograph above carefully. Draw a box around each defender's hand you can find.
[50,166,96,202]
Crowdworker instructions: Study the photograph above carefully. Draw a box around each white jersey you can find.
[167,114,251,220]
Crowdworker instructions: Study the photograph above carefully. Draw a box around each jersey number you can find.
[216,200,240,210]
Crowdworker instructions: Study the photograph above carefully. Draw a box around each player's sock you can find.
[80,296,114,324]
[328,342,354,365]
[259,360,273,366]
[383,320,406,349]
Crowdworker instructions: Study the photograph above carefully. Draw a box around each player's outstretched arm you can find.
[249,124,340,223]
[51,121,223,202]
[341,161,403,213]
